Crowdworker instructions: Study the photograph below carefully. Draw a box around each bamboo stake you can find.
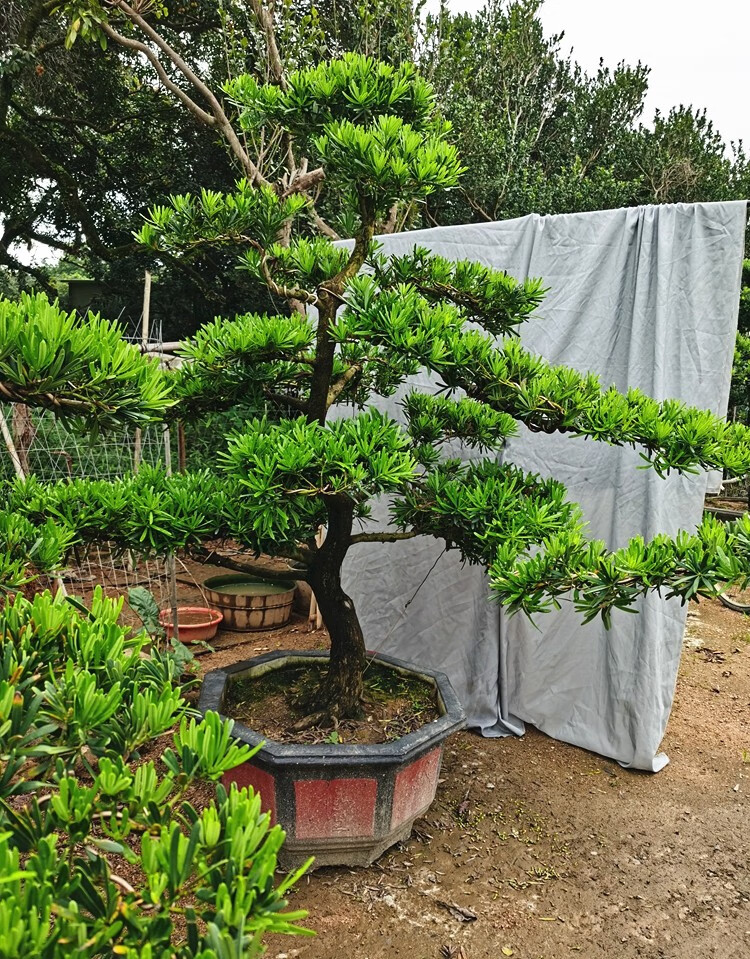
[133,270,152,471]
[162,421,179,641]
[308,526,325,631]
[0,408,25,480]
[177,421,187,472]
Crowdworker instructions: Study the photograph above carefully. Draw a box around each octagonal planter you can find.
[198,650,466,869]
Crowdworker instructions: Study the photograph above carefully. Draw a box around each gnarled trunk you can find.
[307,494,366,718]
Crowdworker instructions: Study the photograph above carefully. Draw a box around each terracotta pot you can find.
[199,650,466,869]
[159,606,222,642]
[202,574,296,631]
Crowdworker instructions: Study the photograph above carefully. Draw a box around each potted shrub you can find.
[5,55,750,866]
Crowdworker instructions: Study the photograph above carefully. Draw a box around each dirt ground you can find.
[98,560,750,959]
[171,580,747,959]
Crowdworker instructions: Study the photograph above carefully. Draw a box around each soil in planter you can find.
[224,661,440,745]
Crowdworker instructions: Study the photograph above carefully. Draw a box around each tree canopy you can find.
[3,54,750,721]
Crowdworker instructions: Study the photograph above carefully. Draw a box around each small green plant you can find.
[128,584,164,637]
[127,584,198,669]
[0,590,311,955]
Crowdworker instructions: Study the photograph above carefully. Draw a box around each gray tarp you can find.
[345,202,747,770]
[339,202,747,771]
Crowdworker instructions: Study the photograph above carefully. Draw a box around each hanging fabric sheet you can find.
[339,201,747,771]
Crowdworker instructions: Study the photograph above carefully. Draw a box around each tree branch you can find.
[0,126,138,261]
[381,202,400,234]
[349,531,420,545]
[99,22,216,128]
[281,167,325,198]
[247,0,286,89]
[194,547,308,581]
[310,208,341,241]
[0,381,93,414]
[109,0,266,184]
[264,390,310,412]
[327,363,362,408]
[459,186,494,222]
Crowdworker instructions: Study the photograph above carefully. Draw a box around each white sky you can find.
[434,0,750,147]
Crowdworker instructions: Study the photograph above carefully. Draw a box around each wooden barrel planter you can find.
[202,575,296,631]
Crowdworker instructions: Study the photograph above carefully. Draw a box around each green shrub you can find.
[0,590,311,957]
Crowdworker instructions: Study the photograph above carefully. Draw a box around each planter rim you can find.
[199,649,466,767]
[203,574,296,597]
[159,605,223,627]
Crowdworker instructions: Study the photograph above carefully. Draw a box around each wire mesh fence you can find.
[1,312,175,617]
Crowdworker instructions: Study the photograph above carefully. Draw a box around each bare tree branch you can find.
[349,531,419,544]
[100,21,216,128]
[327,363,362,407]
[247,0,286,88]
[195,547,310,580]
[310,208,341,240]
[108,0,267,183]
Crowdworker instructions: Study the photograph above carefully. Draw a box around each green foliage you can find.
[314,113,463,211]
[402,393,517,454]
[173,312,316,419]
[238,237,351,289]
[731,262,750,424]
[739,261,750,334]
[373,246,547,337]
[6,0,749,349]
[392,459,585,566]
[6,52,750,718]
[220,410,417,550]
[491,511,750,627]
[730,329,750,423]
[7,467,224,561]
[182,403,267,471]
[0,513,73,592]
[0,590,310,956]
[137,183,309,253]
[0,294,173,430]
[225,54,440,135]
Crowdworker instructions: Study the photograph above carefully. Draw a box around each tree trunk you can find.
[307,495,366,718]
[308,562,366,718]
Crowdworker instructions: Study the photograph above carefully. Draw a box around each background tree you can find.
[0,0,301,335]
[420,0,750,226]
[5,0,747,335]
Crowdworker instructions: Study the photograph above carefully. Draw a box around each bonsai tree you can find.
[5,55,750,723]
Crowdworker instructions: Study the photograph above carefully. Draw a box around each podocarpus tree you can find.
[5,55,750,721]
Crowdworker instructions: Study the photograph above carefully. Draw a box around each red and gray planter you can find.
[198,650,466,869]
